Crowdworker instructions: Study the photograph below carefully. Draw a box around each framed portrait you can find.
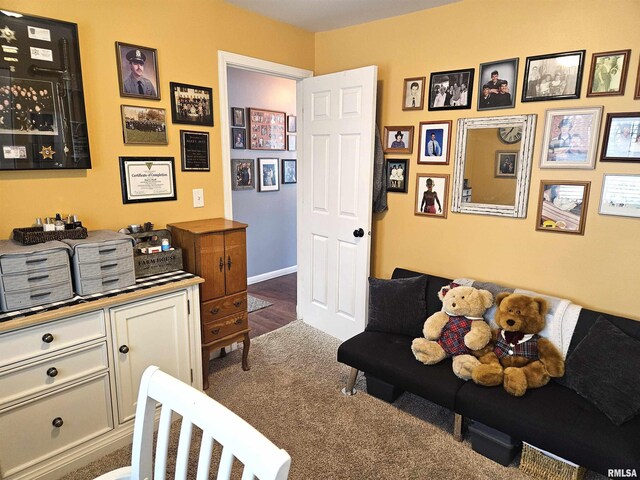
[231,159,255,191]
[180,130,209,171]
[417,120,452,165]
[540,107,603,169]
[121,105,167,145]
[258,157,280,192]
[249,108,286,150]
[522,50,585,102]
[169,82,214,126]
[428,68,474,111]
[386,159,408,193]
[119,157,177,204]
[415,174,449,218]
[383,126,414,154]
[477,58,518,111]
[116,42,160,101]
[231,127,246,149]
[587,50,631,97]
[536,181,590,235]
[495,151,518,178]
[599,174,640,218]
[282,158,297,184]
[600,112,640,162]
[231,107,245,127]
[287,115,297,133]
[287,134,297,151]
[0,10,92,170]
[402,76,426,111]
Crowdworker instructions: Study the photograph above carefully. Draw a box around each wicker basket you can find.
[519,443,586,480]
[12,226,88,245]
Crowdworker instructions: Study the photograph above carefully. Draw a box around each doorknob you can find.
[353,228,364,238]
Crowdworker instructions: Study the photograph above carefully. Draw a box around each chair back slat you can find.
[196,436,214,480]
[174,419,193,479]
[153,406,173,480]
[241,467,256,480]
[216,448,234,480]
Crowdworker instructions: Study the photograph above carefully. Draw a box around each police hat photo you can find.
[126,49,146,64]
[116,42,160,100]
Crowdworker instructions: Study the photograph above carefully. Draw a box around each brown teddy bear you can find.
[411,283,493,380]
[471,292,565,396]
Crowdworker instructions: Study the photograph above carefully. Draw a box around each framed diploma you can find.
[180,130,210,171]
[119,156,177,204]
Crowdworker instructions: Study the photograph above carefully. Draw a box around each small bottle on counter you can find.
[43,217,55,232]
[54,213,65,231]
[161,238,170,251]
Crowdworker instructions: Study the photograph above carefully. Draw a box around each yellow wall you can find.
[0,0,314,236]
[316,0,640,319]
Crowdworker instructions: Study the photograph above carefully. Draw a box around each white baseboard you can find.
[248,265,297,285]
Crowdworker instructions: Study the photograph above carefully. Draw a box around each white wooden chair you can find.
[94,365,291,480]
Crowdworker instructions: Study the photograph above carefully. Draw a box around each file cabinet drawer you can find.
[0,249,69,275]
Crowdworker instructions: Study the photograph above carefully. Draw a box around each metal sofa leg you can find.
[341,368,359,396]
[453,413,463,442]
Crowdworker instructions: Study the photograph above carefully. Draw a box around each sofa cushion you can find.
[556,315,640,426]
[366,275,427,337]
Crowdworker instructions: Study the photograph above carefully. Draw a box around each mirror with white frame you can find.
[451,114,537,217]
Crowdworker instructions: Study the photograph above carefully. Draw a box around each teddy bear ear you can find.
[495,292,510,306]
[533,297,549,315]
[479,289,494,309]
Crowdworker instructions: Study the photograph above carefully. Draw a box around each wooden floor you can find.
[247,272,297,338]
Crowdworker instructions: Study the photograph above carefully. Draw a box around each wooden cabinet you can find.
[168,218,249,389]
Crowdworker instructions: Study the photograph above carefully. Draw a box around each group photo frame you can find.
[402,76,426,111]
[249,108,286,150]
[586,49,631,97]
[522,50,585,102]
[121,105,167,145]
[169,81,214,126]
[600,112,640,162]
[383,126,414,154]
[477,58,518,111]
[428,68,474,111]
[231,159,255,191]
[536,180,590,235]
[116,42,160,100]
[599,174,640,218]
[415,174,449,218]
[417,120,451,165]
[386,159,408,193]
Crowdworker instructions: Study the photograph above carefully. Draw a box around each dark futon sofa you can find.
[337,268,640,476]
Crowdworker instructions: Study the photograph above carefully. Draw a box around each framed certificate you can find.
[119,157,177,204]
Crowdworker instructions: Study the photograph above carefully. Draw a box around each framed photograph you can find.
[522,50,585,102]
[231,107,245,127]
[231,159,255,191]
[417,121,452,165]
[180,130,209,171]
[169,82,214,126]
[119,157,177,204]
[599,174,640,218]
[477,58,518,110]
[116,42,160,100]
[495,151,518,178]
[383,126,414,154]
[402,76,426,111]
[287,115,297,133]
[249,108,286,150]
[428,68,474,111]
[282,159,297,184]
[540,107,603,169]
[231,127,246,149]
[536,181,590,235]
[636,62,640,100]
[600,112,640,162]
[287,134,297,151]
[587,50,631,97]
[258,157,280,192]
[0,11,92,170]
[386,159,408,193]
[415,174,449,218]
[121,105,167,145]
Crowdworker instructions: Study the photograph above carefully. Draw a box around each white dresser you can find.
[0,273,203,480]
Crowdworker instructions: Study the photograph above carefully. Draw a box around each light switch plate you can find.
[192,188,204,208]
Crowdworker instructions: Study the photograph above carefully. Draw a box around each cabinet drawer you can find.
[0,310,106,368]
[201,292,247,323]
[0,249,69,275]
[76,270,135,295]
[1,280,74,311]
[0,264,71,293]
[0,374,113,478]
[74,254,134,278]
[202,312,247,344]
[0,342,108,406]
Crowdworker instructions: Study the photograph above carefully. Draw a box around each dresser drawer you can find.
[202,312,247,344]
[75,241,132,264]
[0,249,69,275]
[1,280,74,311]
[0,310,106,368]
[201,292,247,323]
[76,270,135,295]
[0,374,113,478]
[74,254,134,279]
[0,342,108,406]
[1,264,71,293]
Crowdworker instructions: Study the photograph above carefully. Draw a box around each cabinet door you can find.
[110,291,191,423]
[199,232,226,301]
[224,229,247,295]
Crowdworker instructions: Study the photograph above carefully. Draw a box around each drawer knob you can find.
[42,333,54,344]
[233,300,243,307]
[234,318,242,325]
[52,417,64,428]
[119,345,130,354]
[211,328,220,335]
[46,367,59,378]
[210,307,220,314]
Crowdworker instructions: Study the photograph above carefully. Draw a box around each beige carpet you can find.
[66,321,606,479]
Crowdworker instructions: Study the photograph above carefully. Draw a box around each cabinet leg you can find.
[202,347,210,390]
[242,333,251,371]
[453,413,463,442]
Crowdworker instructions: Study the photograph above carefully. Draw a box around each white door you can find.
[299,65,377,341]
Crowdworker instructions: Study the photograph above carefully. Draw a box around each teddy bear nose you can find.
[451,302,456,308]
[507,319,515,326]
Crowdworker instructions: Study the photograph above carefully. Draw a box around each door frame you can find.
[217,51,313,319]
